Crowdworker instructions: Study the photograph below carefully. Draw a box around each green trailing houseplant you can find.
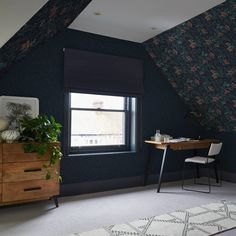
[20,115,62,180]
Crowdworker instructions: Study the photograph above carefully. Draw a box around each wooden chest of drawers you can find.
[0,143,60,206]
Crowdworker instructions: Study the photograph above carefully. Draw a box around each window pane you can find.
[71,93,125,110]
[71,110,125,147]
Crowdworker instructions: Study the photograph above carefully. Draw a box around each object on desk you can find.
[179,137,190,141]
[162,135,172,142]
[168,139,180,143]
[168,137,190,143]
[154,130,161,141]
[152,131,173,142]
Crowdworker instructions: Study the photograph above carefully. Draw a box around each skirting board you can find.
[221,171,236,183]
[60,170,236,197]
[60,170,191,196]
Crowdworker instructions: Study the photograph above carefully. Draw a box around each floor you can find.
[0,180,236,236]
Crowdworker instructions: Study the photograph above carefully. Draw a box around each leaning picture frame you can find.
[0,96,39,119]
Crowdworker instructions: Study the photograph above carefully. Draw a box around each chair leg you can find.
[182,162,186,190]
[196,164,200,179]
[216,159,222,187]
[219,159,222,186]
[214,161,219,184]
[208,165,211,193]
[194,163,199,184]
[182,162,212,194]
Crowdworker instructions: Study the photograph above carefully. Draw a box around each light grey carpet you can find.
[70,200,236,236]
[0,180,236,236]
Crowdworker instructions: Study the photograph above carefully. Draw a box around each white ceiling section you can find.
[69,0,225,43]
[0,0,48,48]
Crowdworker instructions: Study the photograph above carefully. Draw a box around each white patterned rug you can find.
[69,200,236,236]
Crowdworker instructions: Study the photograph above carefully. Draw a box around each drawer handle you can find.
[24,187,42,192]
[24,168,42,172]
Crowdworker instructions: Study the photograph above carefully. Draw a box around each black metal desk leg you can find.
[144,145,152,186]
[157,146,168,193]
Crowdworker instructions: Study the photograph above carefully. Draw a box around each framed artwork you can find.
[0,96,39,119]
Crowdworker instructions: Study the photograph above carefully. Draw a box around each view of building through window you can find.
[70,93,127,147]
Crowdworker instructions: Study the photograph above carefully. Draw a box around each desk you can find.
[144,139,218,192]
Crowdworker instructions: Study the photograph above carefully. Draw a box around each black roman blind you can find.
[64,49,143,95]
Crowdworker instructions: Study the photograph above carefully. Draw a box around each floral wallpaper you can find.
[145,1,236,132]
[0,0,92,76]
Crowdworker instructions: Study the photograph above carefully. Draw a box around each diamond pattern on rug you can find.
[70,200,236,236]
[106,223,140,235]
[129,219,150,232]
[185,207,208,214]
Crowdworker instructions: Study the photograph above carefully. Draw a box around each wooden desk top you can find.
[145,139,218,150]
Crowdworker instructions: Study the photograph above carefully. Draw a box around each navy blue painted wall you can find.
[0,29,203,189]
[217,133,236,174]
[203,131,236,174]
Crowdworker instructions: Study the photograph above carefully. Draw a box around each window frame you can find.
[66,92,135,155]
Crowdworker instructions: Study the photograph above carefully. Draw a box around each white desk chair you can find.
[182,142,222,193]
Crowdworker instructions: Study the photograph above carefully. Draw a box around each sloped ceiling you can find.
[0,0,92,75]
[0,0,224,74]
[145,1,236,132]
[0,0,48,48]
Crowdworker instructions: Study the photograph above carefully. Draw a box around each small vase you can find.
[1,129,20,143]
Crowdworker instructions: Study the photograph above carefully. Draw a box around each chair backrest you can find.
[208,142,222,156]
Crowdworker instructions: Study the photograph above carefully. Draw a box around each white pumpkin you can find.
[1,129,20,143]
[0,118,9,131]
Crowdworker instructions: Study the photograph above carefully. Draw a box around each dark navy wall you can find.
[215,132,236,173]
[0,29,203,191]
[203,131,236,174]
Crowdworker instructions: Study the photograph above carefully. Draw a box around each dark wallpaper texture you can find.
[145,1,236,132]
[0,0,92,75]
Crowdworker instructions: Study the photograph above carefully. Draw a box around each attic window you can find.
[68,92,137,154]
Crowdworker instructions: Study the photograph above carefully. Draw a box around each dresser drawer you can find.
[0,164,2,182]
[2,179,59,202]
[3,143,52,163]
[0,144,2,163]
[0,175,2,203]
[0,144,2,203]
[2,161,59,182]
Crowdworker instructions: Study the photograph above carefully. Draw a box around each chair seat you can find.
[185,156,215,164]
